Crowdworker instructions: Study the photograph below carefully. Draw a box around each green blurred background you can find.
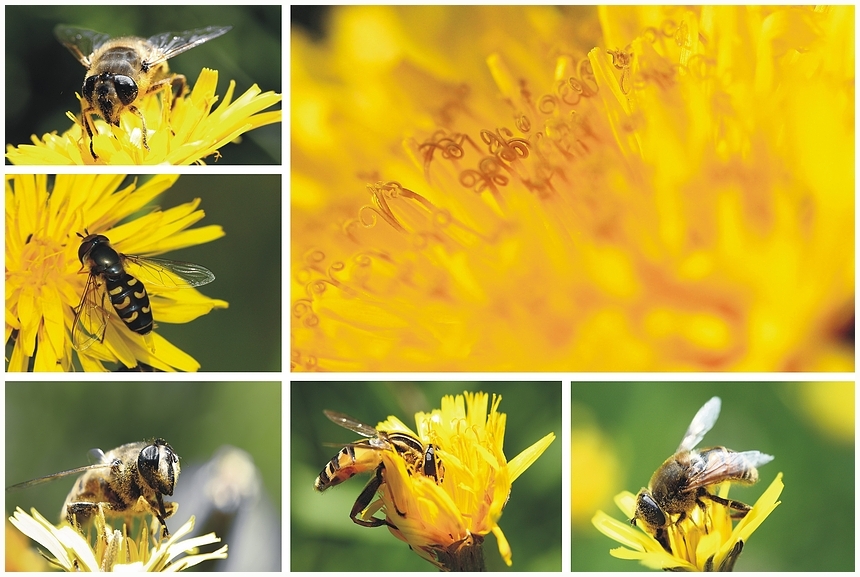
[571,382,854,571]
[5,5,281,164]
[291,381,562,571]
[5,380,282,570]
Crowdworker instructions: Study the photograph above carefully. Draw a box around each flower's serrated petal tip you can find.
[508,431,555,482]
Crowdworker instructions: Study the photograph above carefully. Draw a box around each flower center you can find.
[18,235,73,290]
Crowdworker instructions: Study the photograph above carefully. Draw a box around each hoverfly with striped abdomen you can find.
[314,410,444,527]
[72,231,215,351]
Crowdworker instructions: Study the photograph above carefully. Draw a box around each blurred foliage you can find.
[571,382,854,572]
[5,5,281,164]
[5,380,281,571]
[290,381,562,571]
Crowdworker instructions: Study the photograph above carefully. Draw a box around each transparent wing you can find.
[144,25,232,67]
[121,254,215,289]
[7,462,112,491]
[71,273,109,351]
[88,448,108,465]
[53,25,112,67]
[685,450,774,490]
[677,396,721,453]
[323,410,384,440]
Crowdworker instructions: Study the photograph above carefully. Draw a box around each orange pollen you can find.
[17,236,71,289]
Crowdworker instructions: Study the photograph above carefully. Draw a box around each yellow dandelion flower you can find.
[7,68,281,165]
[593,473,783,571]
[9,507,227,572]
[291,6,853,371]
[362,392,555,570]
[5,174,228,372]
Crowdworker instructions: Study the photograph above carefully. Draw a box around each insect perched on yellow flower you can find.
[314,392,556,570]
[592,397,782,571]
[5,174,228,371]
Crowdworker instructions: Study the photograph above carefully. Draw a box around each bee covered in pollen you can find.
[54,24,231,159]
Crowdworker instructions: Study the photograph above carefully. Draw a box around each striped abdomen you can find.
[105,271,153,335]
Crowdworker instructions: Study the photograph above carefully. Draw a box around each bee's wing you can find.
[71,272,109,351]
[685,450,774,491]
[143,25,232,67]
[54,25,112,68]
[7,462,112,491]
[677,397,721,453]
[121,254,215,289]
[323,410,385,442]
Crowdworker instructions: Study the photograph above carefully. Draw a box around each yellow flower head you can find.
[593,473,783,571]
[5,174,228,371]
[292,6,853,371]
[7,68,281,165]
[8,507,227,572]
[364,392,555,569]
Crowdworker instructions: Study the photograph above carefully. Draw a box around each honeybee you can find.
[54,24,231,159]
[8,439,180,538]
[315,410,443,527]
[72,231,215,351]
[630,397,774,553]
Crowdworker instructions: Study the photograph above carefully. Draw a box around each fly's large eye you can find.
[83,76,97,100]
[112,75,138,105]
[138,441,177,496]
[635,491,667,528]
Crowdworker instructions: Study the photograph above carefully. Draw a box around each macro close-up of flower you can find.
[5,6,282,165]
[291,6,854,372]
[5,174,228,372]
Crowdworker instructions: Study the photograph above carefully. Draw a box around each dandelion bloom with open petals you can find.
[9,507,228,572]
[5,174,228,371]
[593,473,783,571]
[362,392,555,570]
[6,69,281,165]
[291,6,853,372]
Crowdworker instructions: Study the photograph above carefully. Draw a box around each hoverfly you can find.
[72,231,215,351]
[54,24,232,159]
[630,397,774,553]
[8,439,180,538]
[314,410,443,527]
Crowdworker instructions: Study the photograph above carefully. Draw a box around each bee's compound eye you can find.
[139,442,177,496]
[83,76,97,100]
[635,491,667,528]
[113,75,139,105]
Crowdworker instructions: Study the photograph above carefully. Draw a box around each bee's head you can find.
[76,231,108,264]
[83,73,138,125]
[138,438,180,496]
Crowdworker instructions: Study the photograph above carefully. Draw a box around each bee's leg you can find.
[80,102,98,160]
[153,493,171,538]
[66,501,109,531]
[169,74,188,106]
[653,527,672,553]
[349,467,389,528]
[127,106,150,151]
[702,492,752,519]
